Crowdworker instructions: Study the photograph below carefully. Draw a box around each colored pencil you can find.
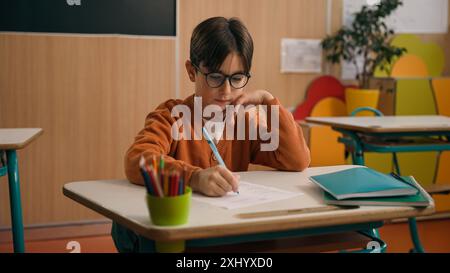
[150,169,164,197]
[152,155,157,172]
[145,163,160,197]
[139,156,153,195]
[178,175,183,195]
[164,171,169,196]
[173,173,178,196]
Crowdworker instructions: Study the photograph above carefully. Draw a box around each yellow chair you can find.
[306,98,347,167]
[432,78,450,116]
[395,79,437,188]
[430,78,450,212]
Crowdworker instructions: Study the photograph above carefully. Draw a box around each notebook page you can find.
[192,181,303,210]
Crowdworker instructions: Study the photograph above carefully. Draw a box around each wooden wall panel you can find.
[0,34,175,225]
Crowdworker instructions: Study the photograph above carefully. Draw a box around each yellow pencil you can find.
[152,155,157,172]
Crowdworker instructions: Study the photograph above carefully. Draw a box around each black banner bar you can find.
[0,0,176,36]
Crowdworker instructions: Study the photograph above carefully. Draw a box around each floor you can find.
[0,219,449,253]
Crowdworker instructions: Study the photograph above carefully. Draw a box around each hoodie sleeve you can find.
[124,105,201,186]
[249,97,311,171]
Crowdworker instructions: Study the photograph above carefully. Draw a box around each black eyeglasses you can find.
[192,63,251,89]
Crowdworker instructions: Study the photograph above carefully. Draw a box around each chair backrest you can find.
[293,75,345,120]
[393,79,438,187]
[431,78,450,212]
[350,107,383,117]
[348,107,393,174]
[431,78,450,116]
[307,96,347,167]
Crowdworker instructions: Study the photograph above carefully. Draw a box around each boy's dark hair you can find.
[190,17,254,74]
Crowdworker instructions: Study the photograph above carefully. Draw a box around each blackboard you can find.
[0,0,176,36]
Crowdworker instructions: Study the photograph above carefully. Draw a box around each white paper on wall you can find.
[343,0,448,34]
[341,54,364,80]
[280,38,322,73]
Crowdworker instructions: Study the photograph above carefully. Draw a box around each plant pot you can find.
[345,88,380,116]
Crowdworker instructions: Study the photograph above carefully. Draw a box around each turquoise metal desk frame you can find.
[0,149,25,252]
[111,221,386,253]
[0,128,43,253]
[333,109,450,253]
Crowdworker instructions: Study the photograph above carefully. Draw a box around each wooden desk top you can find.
[305,115,450,133]
[63,165,434,241]
[0,128,43,150]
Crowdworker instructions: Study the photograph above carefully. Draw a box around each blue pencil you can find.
[202,127,226,166]
[178,177,183,195]
[202,127,239,194]
[139,156,154,195]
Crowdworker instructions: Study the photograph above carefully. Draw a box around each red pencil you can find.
[167,172,171,197]
[170,173,177,196]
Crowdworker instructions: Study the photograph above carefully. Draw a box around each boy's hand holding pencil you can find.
[190,166,240,197]
[186,127,240,197]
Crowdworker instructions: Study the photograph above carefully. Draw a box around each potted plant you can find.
[321,0,406,115]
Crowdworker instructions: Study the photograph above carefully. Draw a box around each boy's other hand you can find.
[190,166,240,197]
[233,89,274,106]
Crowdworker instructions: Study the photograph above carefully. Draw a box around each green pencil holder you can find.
[146,187,192,226]
[146,187,191,253]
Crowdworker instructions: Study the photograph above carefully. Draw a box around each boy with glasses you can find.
[124,16,310,197]
[114,16,311,253]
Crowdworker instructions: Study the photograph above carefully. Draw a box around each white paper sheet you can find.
[192,181,303,210]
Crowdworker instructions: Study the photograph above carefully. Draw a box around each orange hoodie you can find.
[125,94,310,186]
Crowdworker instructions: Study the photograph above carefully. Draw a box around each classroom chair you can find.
[428,79,450,211]
[395,79,450,211]
[292,75,345,120]
[394,79,438,189]
[307,97,347,166]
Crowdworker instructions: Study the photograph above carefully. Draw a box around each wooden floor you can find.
[1,219,449,253]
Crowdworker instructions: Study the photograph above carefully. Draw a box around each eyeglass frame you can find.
[192,63,251,89]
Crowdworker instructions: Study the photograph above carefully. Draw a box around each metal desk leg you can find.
[337,128,428,253]
[408,218,425,253]
[392,163,426,253]
[6,150,25,253]
[340,131,382,244]
[351,148,380,242]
